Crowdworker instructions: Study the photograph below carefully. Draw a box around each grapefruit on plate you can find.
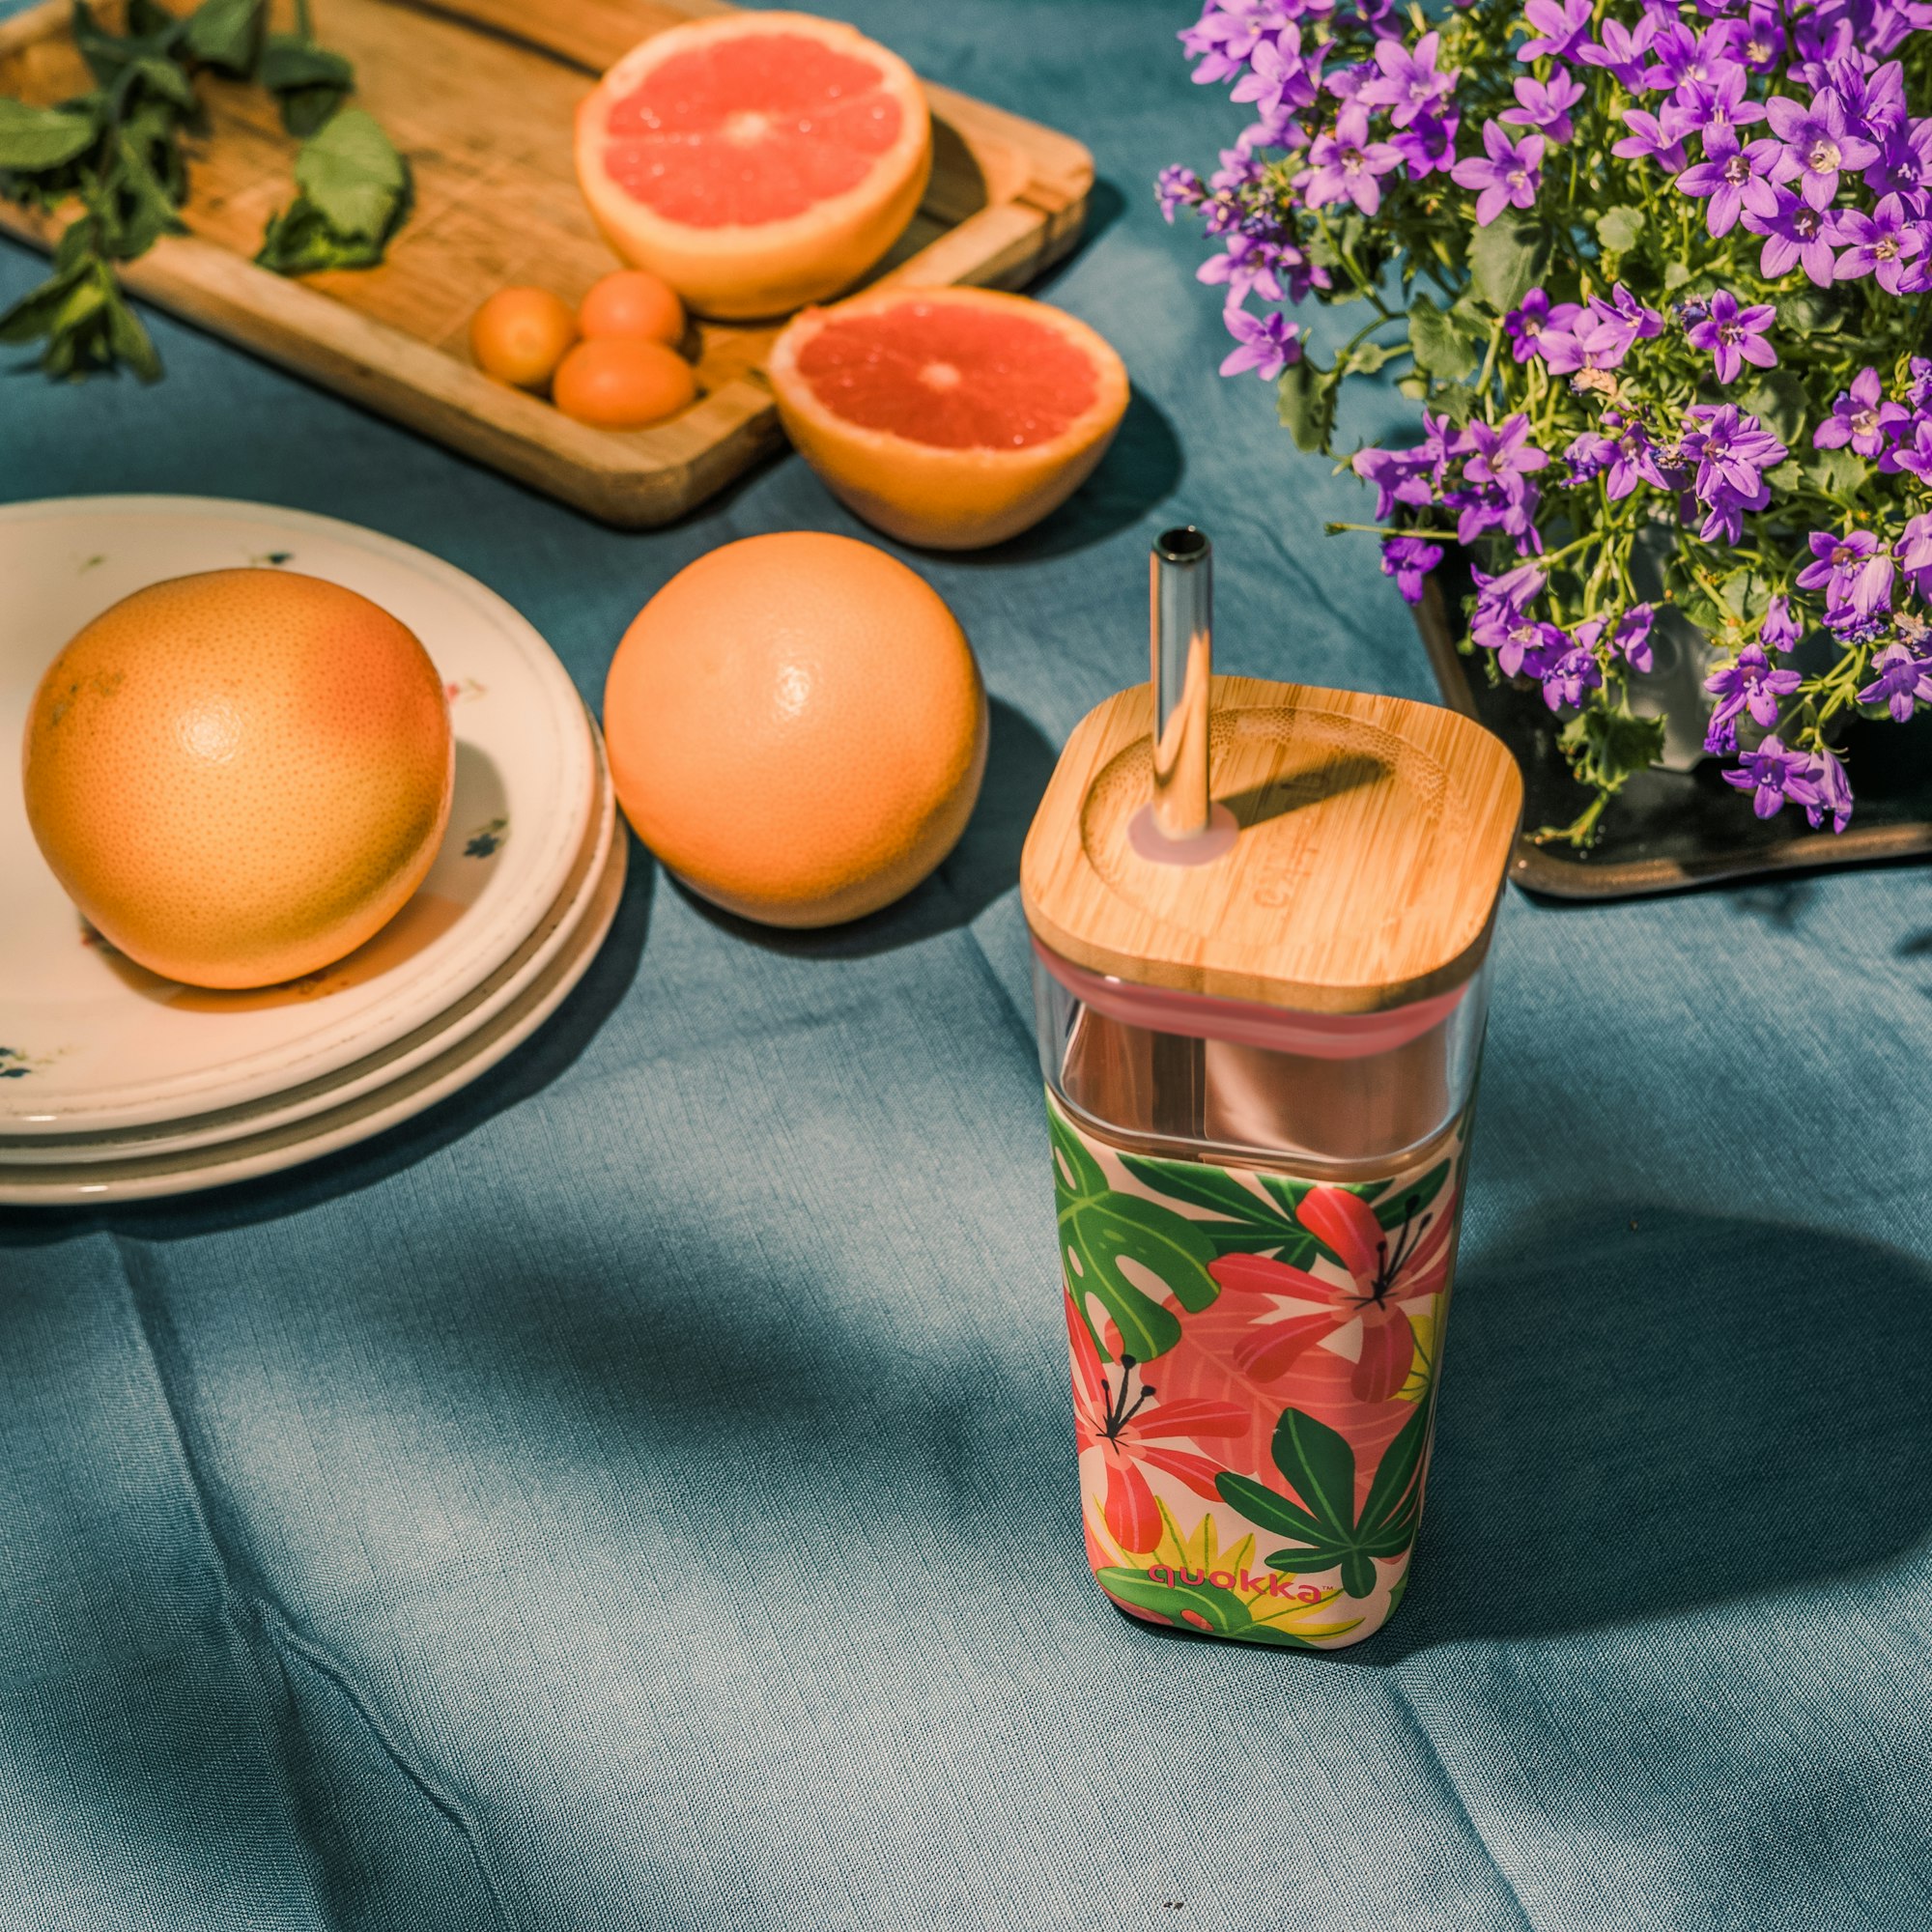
[22,569,452,990]
[575,12,932,322]
[602,531,985,928]
[767,286,1130,549]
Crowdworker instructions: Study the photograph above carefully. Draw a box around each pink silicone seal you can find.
[1029,938,1467,1063]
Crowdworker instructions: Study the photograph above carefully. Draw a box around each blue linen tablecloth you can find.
[6,4,1932,1926]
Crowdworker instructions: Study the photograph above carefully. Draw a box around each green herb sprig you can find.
[0,0,409,383]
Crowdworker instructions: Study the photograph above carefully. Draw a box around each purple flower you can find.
[1685,289,1777,384]
[1468,561,1548,670]
[1462,413,1549,488]
[1643,21,1743,94]
[1761,593,1803,650]
[1389,108,1461,178]
[1858,641,1932,720]
[1742,188,1839,284]
[1813,367,1910,458]
[1675,127,1781,236]
[1707,642,1803,730]
[1517,0,1593,64]
[1597,414,1673,497]
[1870,115,1932,203]
[1380,535,1444,604]
[1500,71,1585,143]
[1802,748,1853,834]
[1504,287,1563,361]
[1356,30,1457,127]
[1538,639,1605,711]
[1298,102,1404,214]
[1230,26,1322,120]
[1912,360,1932,412]
[1675,60,1768,138]
[1156,164,1205,222]
[1884,421,1932,482]
[1352,444,1437,518]
[1577,15,1656,90]
[1833,195,1926,295]
[1613,604,1657,671]
[1615,104,1697,174]
[1537,288,1660,375]
[1450,122,1545,225]
[1797,527,1895,620]
[1764,89,1883,210]
[1898,514,1932,602]
[1680,403,1786,541]
[1180,0,1295,85]
[1721,734,1823,819]
[1738,6,1785,73]
[1219,304,1302,381]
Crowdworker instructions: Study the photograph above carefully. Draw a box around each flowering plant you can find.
[1160,0,1932,840]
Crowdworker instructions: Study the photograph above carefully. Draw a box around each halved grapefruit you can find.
[767,286,1131,549]
[575,12,932,322]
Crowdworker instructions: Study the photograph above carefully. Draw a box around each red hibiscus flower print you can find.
[1065,1288,1246,1552]
[1207,1185,1454,1404]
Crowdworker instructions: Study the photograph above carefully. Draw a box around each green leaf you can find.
[1407,293,1482,382]
[259,32,355,135]
[1595,205,1644,256]
[292,106,405,240]
[1662,260,1693,291]
[1468,216,1547,314]
[0,99,99,173]
[1118,1155,1289,1226]
[127,52,197,110]
[1371,1162,1449,1233]
[102,284,161,381]
[1278,355,1336,453]
[1094,1568,1319,1647]
[1357,1395,1433,1533]
[1338,337,1398,377]
[1217,1401,1435,1600]
[1214,1470,1329,1546]
[1557,704,1666,793]
[1739,367,1805,445]
[1269,1406,1357,1532]
[1051,1107,1219,1364]
[0,262,89,344]
[1805,445,1866,501]
[184,0,264,73]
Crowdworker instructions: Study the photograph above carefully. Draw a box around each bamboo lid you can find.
[1020,675,1522,1014]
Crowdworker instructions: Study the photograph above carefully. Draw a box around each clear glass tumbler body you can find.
[1032,942,1492,1648]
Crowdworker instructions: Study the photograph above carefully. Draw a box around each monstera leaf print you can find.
[1118,1152,1323,1263]
[1050,1104,1217,1362]
[1215,1398,1434,1600]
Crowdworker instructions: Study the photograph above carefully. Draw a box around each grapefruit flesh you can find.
[576,13,931,321]
[767,287,1131,549]
[601,531,985,928]
[22,569,452,990]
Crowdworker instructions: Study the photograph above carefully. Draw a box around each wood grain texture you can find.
[1020,676,1523,1013]
[0,0,1093,526]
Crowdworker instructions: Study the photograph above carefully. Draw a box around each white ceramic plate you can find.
[0,497,593,1136]
[0,719,615,1165]
[0,817,629,1204]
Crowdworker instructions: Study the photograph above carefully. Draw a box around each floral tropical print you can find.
[1048,1091,1468,1648]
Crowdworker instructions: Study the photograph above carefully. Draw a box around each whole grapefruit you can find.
[22,569,453,989]
[602,532,985,927]
[575,12,932,320]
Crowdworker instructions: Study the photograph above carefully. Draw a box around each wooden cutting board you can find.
[0,0,1094,525]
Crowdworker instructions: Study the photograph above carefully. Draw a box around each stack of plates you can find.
[0,497,627,1206]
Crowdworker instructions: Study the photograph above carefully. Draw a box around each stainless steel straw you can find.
[1150,526,1213,841]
